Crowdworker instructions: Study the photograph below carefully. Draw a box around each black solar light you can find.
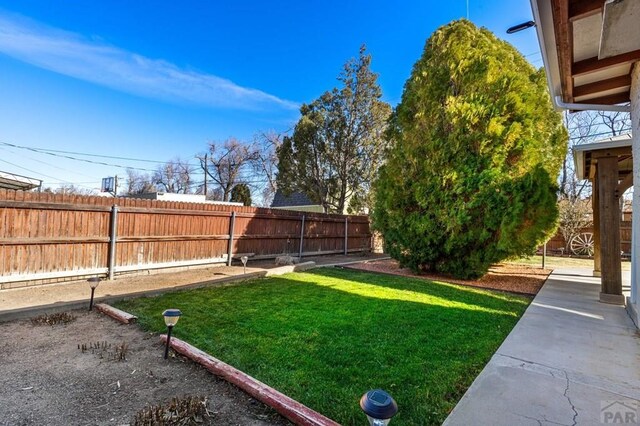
[162,309,182,359]
[241,255,248,274]
[87,277,101,311]
[507,20,536,34]
[360,389,398,426]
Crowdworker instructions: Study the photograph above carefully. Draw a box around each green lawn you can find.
[115,268,529,425]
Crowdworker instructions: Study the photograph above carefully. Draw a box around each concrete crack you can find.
[518,414,543,426]
[563,371,579,426]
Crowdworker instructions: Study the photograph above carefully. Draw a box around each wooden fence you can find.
[0,190,372,287]
[542,221,632,255]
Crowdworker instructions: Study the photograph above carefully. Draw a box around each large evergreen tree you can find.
[276,46,391,214]
[230,183,252,206]
[373,20,567,279]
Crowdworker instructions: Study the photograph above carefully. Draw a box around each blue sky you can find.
[0,1,542,194]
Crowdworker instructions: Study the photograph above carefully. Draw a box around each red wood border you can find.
[161,335,341,426]
[95,303,137,324]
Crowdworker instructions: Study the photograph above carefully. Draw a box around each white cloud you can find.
[0,11,299,111]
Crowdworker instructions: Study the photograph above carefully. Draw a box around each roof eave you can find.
[531,0,564,110]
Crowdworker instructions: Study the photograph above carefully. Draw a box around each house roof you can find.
[271,191,317,208]
[0,170,42,191]
[530,0,640,109]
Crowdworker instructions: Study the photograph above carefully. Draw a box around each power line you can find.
[0,146,98,180]
[0,141,186,165]
[0,141,158,172]
[570,128,632,141]
[0,158,95,190]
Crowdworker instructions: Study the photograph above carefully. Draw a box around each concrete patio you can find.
[445,267,640,425]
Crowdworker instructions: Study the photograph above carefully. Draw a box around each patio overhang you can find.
[573,133,633,182]
[530,0,640,306]
[531,0,639,110]
[0,170,42,191]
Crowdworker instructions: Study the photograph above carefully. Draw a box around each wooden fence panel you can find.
[542,221,632,255]
[0,189,371,286]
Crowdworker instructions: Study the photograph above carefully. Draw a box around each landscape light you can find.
[162,309,182,360]
[87,277,101,311]
[506,20,536,34]
[360,389,398,426]
[241,255,248,274]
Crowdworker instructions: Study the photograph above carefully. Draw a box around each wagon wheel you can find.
[569,232,594,257]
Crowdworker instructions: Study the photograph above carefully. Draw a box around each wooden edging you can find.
[161,335,340,426]
[95,303,137,324]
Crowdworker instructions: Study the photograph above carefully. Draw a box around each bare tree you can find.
[198,138,259,202]
[153,158,194,193]
[597,111,631,136]
[125,168,155,195]
[251,131,282,206]
[557,197,592,251]
[42,184,97,196]
[560,110,631,200]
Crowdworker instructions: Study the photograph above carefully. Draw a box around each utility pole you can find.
[114,175,119,197]
[203,154,208,198]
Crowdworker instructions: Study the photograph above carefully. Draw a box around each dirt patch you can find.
[0,310,290,426]
[346,259,551,295]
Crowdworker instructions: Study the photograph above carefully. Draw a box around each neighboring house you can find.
[270,191,325,213]
[127,192,243,206]
[0,170,42,191]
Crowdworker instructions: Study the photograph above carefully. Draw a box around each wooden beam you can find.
[573,75,631,98]
[551,0,574,102]
[617,173,633,194]
[576,91,631,105]
[573,50,640,76]
[592,147,633,159]
[569,0,603,21]
[597,156,623,304]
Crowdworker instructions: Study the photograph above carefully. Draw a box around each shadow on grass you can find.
[308,267,531,313]
[115,267,529,426]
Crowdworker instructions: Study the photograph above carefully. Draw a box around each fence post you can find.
[108,204,119,280]
[227,211,236,266]
[298,215,305,259]
[344,216,348,255]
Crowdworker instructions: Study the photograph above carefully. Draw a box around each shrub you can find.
[372,20,567,279]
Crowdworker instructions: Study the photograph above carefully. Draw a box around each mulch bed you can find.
[345,259,552,296]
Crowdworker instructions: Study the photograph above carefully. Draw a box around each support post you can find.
[227,211,236,267]
[108,204,118,280]
[298,215,305,260]
[593,176,601,277]
[629,63,640,313]
[542,242,546,269]
[597,156,623,304]
[344,217,348,255]
[203,153,208,197]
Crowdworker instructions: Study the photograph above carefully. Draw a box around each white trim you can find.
[554,96,631,112]
[531,0,562,110]
[0,268,109,284]
[115,257,229,273]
